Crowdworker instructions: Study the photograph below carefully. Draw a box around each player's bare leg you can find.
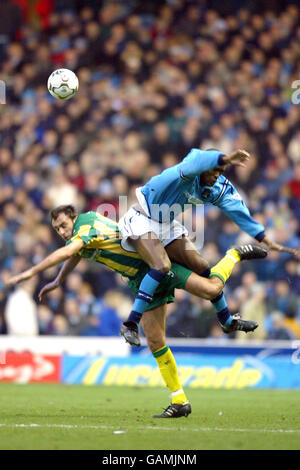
[166,236,236,329]
[141,305,191,418]
[184,244,268,333]
[165,236,210,274]
[130,234,171,273]
[184,272,223,299]
[140,304,166,353]
[166,238,267,333]
[120,233,171,347]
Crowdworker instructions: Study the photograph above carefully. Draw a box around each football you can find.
[47,68,79,100]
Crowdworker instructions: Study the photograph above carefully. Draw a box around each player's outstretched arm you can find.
[38,255,81,302]
[260,236,299,257]
[216,185,299,257]
[179,148,250,180]
[5,239,84,287]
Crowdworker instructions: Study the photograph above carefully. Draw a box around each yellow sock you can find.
[153,345,188,405]
[209,249,241,284]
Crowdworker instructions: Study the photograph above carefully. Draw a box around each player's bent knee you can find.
[188,253,209,275]
[147,338,166,353]
[194,280,222,300]
[145,333,166,353]
[161,259,172,274]
[191,255,209,273]
[207,280,223,300]
[152,259,171,274]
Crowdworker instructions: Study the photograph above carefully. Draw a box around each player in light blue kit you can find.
[119,148,298,346]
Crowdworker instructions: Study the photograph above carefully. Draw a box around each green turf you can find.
[0,383,299,450]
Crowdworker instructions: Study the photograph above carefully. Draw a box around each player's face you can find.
[200,168,222,186]
[52,213,75,241]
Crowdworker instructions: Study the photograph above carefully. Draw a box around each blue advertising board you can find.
[62,348,300,389]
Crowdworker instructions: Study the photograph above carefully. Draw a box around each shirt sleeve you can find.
[179,148,225,180]
[66,224,99,246]
[215,181,266,241]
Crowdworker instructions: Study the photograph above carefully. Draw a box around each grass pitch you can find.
[0,383,299,450]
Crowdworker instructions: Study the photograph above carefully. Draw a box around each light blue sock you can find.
[211,292,233,326]
[127,269,166,325]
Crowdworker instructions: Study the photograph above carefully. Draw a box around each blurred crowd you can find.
[0,0,300,340]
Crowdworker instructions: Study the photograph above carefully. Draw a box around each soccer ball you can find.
[47,68,79,100]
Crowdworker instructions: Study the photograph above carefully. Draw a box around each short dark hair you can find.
[50,204,77,221]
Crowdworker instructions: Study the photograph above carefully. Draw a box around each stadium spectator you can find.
[236,282,268,341]
[0,0,23,43]
[266,311,294,340]
[267,280,299,317]
[4,277,39,335]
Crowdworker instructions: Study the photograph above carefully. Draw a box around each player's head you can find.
[200,149,229,186]
[200,166,225,186]
[50,204,77,241]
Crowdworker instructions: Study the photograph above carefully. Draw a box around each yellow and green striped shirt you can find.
[66,211,145,278]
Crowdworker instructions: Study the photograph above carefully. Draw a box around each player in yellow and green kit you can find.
[6,205,267,418]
